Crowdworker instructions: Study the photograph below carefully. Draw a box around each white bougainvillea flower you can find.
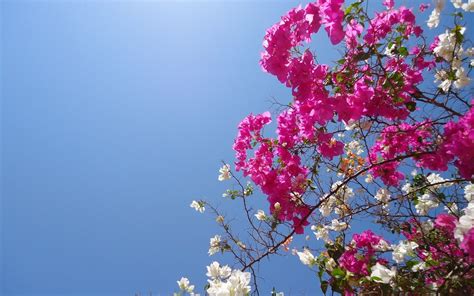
[452,0,474,11]
[206,261,232,280]
[427,0,446,28]
[415,193,439,215]
[177,277,195,293]
[206,268,251,296]
[296,248,316,267]
[206,261,221,279]
[374,239,391,252]
[255,210,267,221]
[375,188,391,204]
[370,263,396,284]
[208,235,221,256]
[311,225,331,243]
[365,174,374,183]
[190,200,205,213]
[392,241,418,263]
[218,164,231,181]
[465,183,474,202]
[454,67,471,88]
[454,202,474,241]
[329,219,348,231]
[434,70,452,92]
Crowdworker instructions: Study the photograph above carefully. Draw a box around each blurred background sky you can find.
[0,0,461,295]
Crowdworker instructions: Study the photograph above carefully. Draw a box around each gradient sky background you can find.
[1,1,466,295]
[1,1,331,295]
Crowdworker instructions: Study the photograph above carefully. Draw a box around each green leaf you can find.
[395,36,403,46]
[393,97,404,104]
[336,73,345,83]
[371,276,382,282]
[398,46,408,57]
[344,2,361,15]
[426,259,439,266]
[405,260,418,269]
[332,267,346,279]
[454,25,465,43]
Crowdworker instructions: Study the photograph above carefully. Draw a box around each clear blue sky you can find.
[1,1,332,295]
[1,1,460,295]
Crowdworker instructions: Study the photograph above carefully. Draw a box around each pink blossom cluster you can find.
[233,112,272,172]
[333,6,427,124]
[368,104,474,186]
[368,122,435,186]
[363,6,421,46]
[233,111,310,233]
[233,0,472,234]
[439,105,474,179]
[338,230,388,277]
[375,105,474,186]
[461,228,474,259]
[260,0,345,83]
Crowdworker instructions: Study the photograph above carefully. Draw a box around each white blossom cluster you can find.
[402,174,451,215]
[175,262,251,296]
[454,184,474,242]
[218,164,231,181]
[345,140,364,155]
[452,0,474,11]
[426,173,448,189]
[176,277,197,295]
[375,188,391,207]
[208,235,222,256]
[433,26,472,91]
[311,219,349,244]
[206,262,251,296]
[427,0,446,28]
[296,248,317,267]
[190,200,205,213]
[391,241,419,264]
[428,0,474,29]
[416,193,440,215]
[311,224,331,243]
[370,263,397,284]
[319,182,354,217]
[254,209,267,221]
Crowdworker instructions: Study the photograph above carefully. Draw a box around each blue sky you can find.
[1,1,469,295]
[1,1,330,295]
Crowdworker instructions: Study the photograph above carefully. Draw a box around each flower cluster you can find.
[455,184,474,259]
[439,105,474,179]
[338,230,389,277]
[206,262,251,296]
[432,25,471,92]
[232,1,441,232]
[176,277,195,295]
[368,122,435,186]
[175,262,251,296]
[314,212,474,294]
